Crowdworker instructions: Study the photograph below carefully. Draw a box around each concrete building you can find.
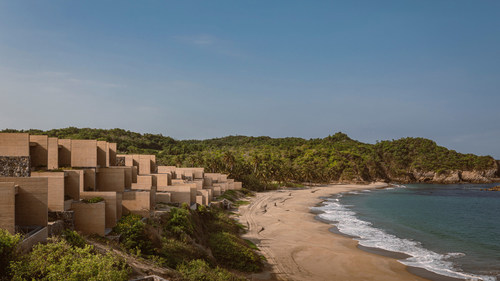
[1,132,241,244]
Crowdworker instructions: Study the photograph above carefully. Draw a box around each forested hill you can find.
[3,127,498,190]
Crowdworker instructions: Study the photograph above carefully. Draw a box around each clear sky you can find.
[1,1,499,158]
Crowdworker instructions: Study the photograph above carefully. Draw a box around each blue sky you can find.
[1,1,499,158]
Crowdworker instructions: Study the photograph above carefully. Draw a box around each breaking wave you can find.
[311,192,495,281]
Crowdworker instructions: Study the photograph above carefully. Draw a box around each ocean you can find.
[311,183,500,281]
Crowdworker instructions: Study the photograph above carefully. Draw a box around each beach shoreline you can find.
[236,183,431,281]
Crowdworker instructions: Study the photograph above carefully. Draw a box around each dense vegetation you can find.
[3,127,497,189]
[0,190,261,280]
[111,190,263,280]
[0,229,130,281]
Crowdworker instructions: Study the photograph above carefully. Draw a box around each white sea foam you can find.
[312,196,496,281]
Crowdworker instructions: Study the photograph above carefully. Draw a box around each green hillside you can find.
[3,127,496,190]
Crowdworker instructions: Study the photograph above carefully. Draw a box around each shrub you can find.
[164,207,194,240]
[10,239,130,281]
[0,229,21,278]
[62,230,86,248]
[82,197,104,203]
[113,214,153,255]
[177,259,246,281]
[158,238,208,269]
[208,232,262,272]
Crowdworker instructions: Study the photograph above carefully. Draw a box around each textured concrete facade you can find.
[72,201,106,236]
[157,185,192,204]
[97,141,109,168]
[109,143,117,166]
[96,168,125,192]
[58,139,72,167]
[84,169,96,191]
[80,192,120,228]
[30,135,48,168]
[156,173,171,187]
[47,137,59,170]
[122,191,151,217]
[155,192,171,203]
[71,140,97,167]
[31,172,65,212]
[0,182,16,233]
[0,133,30,156]
[64,170,83,200]
[0,177,48,228]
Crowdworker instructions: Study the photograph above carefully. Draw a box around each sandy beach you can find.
[237,183,428,281]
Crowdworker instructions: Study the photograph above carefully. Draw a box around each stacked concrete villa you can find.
[0,133,242,249]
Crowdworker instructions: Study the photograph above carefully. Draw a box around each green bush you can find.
[113,214,153,255]
[62,230,86,248]
[208,232,262,272]
[177,259,246,281]
[158,238,208,269]
[82,197,104,203]
[0,229,21,278]
[10,239,130,281]
[164,207,194,240]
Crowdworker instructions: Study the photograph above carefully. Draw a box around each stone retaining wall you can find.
[0,156,30,177]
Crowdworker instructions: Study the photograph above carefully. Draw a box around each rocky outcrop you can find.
[376,169,496,184]
[460,171,491,183]
[0,156,30,177]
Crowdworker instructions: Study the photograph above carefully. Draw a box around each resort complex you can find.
[0,133,242,250]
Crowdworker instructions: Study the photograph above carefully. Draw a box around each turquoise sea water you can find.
[312,183,500,281]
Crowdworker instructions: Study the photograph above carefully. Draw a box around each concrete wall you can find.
[80,192,120,228]
[72,201,105,236]
[132,175,153,190]
[156,192,171,203]
[30,135,48,168]
[138,155,152,175]
[84,169,96,191]
[97,141,109,168]
[0,182,16,233]
[0,133,30,156]
[197,190,209,205]
[109,143,117,166]
[0,177,48,228]
[64,170,83,200]
[132,166,138,183]
[157,166,176,174]
[18,227,48,253]
[58,139,72,167]
[234,182,243,190]
[31,172,65,212]
[196,195,204,206]
[47,137,59,170]
[96,168,125,192]
[205,173,221,183]
[122,191,151,217]
[157,186,192,204]
[212,185,222,197]
[109,166,132,188]
[71,140,97,167]
[156,173,171,187]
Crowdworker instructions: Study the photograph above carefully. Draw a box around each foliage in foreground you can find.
[6,127,496,189]
[0,229,21,278]
[177,259,246,281]
[10,238,130,281]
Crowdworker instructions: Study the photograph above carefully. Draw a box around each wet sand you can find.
[237,183,429,281]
